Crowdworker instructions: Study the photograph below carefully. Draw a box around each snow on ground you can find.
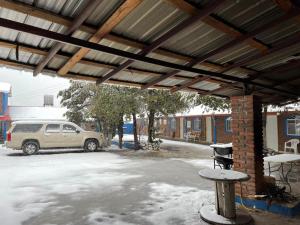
[114,134,213,150]
[87,210,135,225]
[172,158,214,169]
[0,146,140,225]
[136,183,214,225]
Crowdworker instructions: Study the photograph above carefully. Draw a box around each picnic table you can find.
[264,153,300,192]
[198,168,252,225]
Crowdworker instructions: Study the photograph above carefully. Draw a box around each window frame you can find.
[45,124,61,133]
[170,118,176,131]
[286,117,300,137]
[192,118,201,131]
[62,124,77,133]
[225,117,232,133]
[12,124,43,133]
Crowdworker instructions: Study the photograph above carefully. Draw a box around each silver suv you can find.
[6,121,104,155]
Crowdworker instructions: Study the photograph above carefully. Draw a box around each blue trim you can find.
[1,93,8,115]
[213,117,217,144]
[235,196,300,217]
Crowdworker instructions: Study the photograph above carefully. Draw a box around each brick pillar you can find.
[231,95,264,196]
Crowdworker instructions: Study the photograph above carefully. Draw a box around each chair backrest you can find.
[214,147,232,155]
[288,139,300,147]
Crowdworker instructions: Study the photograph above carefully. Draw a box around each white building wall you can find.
[206,116,212,143]
[266,115,278,151]
[180,117,184,139]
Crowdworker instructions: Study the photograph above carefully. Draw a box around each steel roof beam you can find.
[96,0,226,85]
[0,18,299,97]
[0,39,197,81]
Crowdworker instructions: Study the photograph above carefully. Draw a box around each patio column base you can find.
[200,205,252,225]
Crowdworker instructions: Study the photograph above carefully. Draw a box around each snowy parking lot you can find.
[0,144,215,225]
[1,143,300,225]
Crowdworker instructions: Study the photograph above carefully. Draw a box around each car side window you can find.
[12,124,43,133]
[62,124,77,133]
[45,124,60,133]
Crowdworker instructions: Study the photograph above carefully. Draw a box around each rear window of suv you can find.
[12,124,43,133]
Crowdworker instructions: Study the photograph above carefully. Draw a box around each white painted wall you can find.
[206,116,212,143]
[266,115,278,151]
[180,117,184,139]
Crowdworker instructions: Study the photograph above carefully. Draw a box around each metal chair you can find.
[284,139,299,154]
[212,145,233,170]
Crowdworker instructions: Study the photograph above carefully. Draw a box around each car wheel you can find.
[85,139,98,152]
[22,141,39,155]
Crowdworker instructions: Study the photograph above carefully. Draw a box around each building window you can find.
[44,95,54,106]
[186,120,191,129]
[170,118,176,130]
[193,118,201,131]
[225,117,232,132]
[286,116,300,136]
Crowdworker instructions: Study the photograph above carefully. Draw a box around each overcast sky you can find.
[0,67,70,107]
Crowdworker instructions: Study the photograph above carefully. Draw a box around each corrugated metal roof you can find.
[0,0,299,104]
[162,21,233,57]
[113,0,188,43]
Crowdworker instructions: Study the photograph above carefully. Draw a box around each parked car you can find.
[6,121,104,155]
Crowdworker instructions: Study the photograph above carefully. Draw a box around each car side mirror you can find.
[76,130,80,134]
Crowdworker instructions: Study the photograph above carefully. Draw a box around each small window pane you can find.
[12,124,43,133]
[46,124,60,133]
[287,118,300,136]
[225,117,232,132]
[63,124,76,132]
[187,121,191,128]
[171,118,176,130]
[193,118,201,131]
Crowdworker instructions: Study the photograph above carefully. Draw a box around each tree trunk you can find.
[117,115,124,149]
[132,112,139,150]
[148,109,155,143]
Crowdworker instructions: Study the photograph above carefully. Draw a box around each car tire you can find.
[84,139,98,152]
[22,141,39,155]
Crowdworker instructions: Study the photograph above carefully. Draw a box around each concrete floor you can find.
[1,140,300,225]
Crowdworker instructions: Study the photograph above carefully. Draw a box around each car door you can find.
[43,123,62,148]
[62,124,82,147]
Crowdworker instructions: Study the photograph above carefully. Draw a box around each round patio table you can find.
[198,168,252,225]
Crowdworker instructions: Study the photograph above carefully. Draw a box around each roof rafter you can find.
[0,39,195,82]
[0,58,212,92]
[204,59,300,96]
[33,0,104,76]
[57,0,142,76]
[95,0,226,85]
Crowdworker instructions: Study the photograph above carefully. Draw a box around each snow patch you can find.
[173,158,214,169]
[139,183,214,225]
[87,211,135,225]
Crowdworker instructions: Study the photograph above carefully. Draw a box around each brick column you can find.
[231,95,264,196]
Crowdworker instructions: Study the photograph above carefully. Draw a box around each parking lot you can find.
[1,140,300,225]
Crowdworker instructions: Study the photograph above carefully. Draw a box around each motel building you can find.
[138,110,300,153]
